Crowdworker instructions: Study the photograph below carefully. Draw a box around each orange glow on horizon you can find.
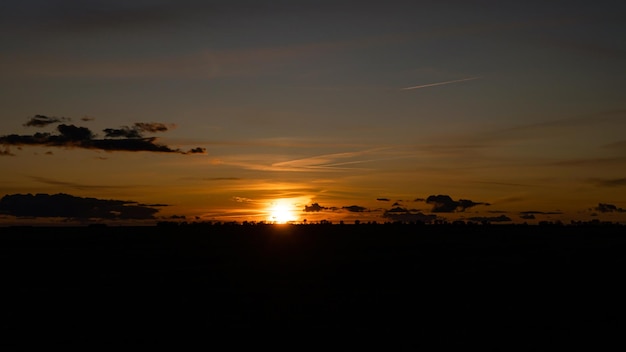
[267,199,298,224]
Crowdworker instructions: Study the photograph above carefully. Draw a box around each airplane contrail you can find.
[401,76,482,90]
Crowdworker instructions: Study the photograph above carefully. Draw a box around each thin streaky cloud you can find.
[401,77,482,90]
[29,176,134,190]
[271,148,391,169]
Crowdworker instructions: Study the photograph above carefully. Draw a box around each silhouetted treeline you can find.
[155,219,623,227]
[1,224,625,348]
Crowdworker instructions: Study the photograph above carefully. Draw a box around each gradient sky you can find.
[1,0,625,225]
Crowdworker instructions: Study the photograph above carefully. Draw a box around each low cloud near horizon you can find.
[594,203,626,213]
[425,195,489,213]
[383,206,437,223]
[0,193,165,220]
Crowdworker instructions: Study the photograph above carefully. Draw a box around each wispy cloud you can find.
[588,177,626,187]
[30,176,134,191]
[216,147,407,172]
[204,177,243,181]
[401,77,481,90]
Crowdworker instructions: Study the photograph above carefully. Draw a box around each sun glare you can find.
[268,200,297,224]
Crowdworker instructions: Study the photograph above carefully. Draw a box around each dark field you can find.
[2,224,625,349]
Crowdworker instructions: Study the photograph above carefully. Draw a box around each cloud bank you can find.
[467,215,512,223]
[0,193,163,220]
[383,207,436,223]
[594,203,626,213]
[1,118,205,155]
[304,203,328,212]
[24,115,70,127]
[343,205,367,213]
[425,195,489,213]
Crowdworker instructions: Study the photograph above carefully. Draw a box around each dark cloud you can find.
[520,214,536,220]
[0,193,160,220]
[0,147,13,156]
[187,147,207,154]
[376,198,390,202]
[81,116,96,122]
[104,122,173,139]
[392,202,401,206]
[23,115,70,127]
[104,127,142,139]
[487,210,509,214]
[467,215,512,222]
[1,121,205,155]
[134,122,173,133]
[167,215,186,220]
[386,207,408,213]
[343,205,367,213]
[594,203,626,213]
[304,203,328,212]
[58,124,93,141]
[414,198,425,202]
[139,203,169,207]
[383,207,436,223]
[588,178,626,187]
[426,195,489,213]
[520,211,563,215]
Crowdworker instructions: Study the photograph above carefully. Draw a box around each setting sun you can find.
[268,200,298,224]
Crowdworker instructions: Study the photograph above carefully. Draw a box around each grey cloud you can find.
[520,211,563,215]
[594,203,625,213]
[134,122,173,133]
[104,127,142,139]
[1,121,205,155]
[467,215,512,222]
[383,207,436,223]
[104,122,173,139]
[24,115,70,127]
[426,195,489,213]
[58,124,93,141]
[0,193,161,220]
[187,147,207,154]
[343,205,367,213]
[304,203,328,212]
[166,215,186,220]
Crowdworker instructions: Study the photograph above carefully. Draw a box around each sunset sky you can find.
[1,0,625,225]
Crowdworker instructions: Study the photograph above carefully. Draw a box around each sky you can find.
[1,0,625,225]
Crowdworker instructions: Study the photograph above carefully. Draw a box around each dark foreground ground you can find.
[1,223,625,349]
